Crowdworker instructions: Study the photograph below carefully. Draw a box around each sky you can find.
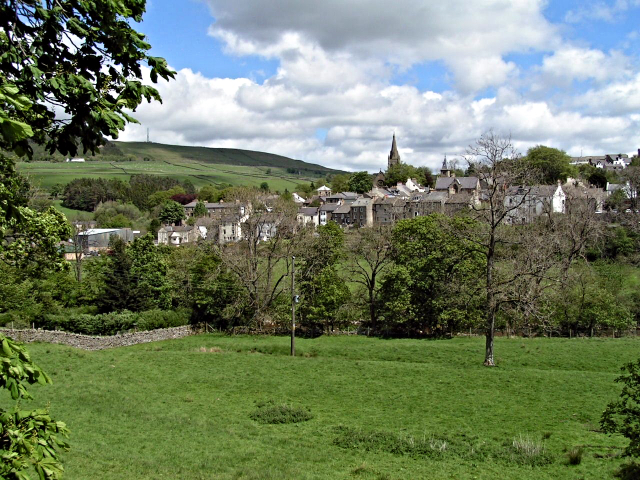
[117,0,640,172]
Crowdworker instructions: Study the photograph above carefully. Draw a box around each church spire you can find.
[440,154,452,177]
[388,133,401,169]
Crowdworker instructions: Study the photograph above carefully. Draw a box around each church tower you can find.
[387,133,401,169]
[440,155,452,177]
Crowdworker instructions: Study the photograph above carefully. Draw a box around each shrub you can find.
[40,309,190,335]
[601,359,640,458]
[249,400,313,424]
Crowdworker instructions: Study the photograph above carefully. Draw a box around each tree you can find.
[524,146,576,184]
[128,234,170,310]
[601,358,640,458]
[621,166,640,209]
[0,333,69,479]
[606,189,627,211]
[217,193,299,328]
[0,1,175,158]
[330,173,350,193]
[193,201,207,218]
[303,266,351,333]
[260,182,270,192]
[379,215,485,337]
[348,171,373,194]
[198,185,223,203]
[158,200,185,225]
[346,225,393,329]
[463,131,550,366]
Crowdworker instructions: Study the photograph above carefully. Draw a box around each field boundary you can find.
[0,325,195,351]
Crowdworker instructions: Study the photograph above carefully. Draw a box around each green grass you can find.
[12,335,639,479]
[17,141,342,193]
[17,159,324,193]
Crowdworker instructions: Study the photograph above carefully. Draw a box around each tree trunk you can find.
[484,235,496,367]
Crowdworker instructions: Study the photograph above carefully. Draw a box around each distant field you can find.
[16,335,640,479]
[17,159,324,192]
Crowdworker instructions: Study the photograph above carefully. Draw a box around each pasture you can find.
[14,334,638,479]
[17,158,325,193]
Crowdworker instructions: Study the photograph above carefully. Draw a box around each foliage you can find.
[347,171,373,194]
[158,201,185,225]
[524,145,576,184]
[146,186,186,209]
[0,0,174,158]
[187,245,243,329]
[378,215,485,336]
[40,308,189,335]
[302,266,352,332]
[330,173,350,193]
[193,201,207,218]
[198,185,224,203]
[601,359,640,457]
[259,182,269,192]
[62,177,129,211]
[607,189,628,211]
[384,163,432,187]
[0,333,69,479]
[128,175,182,211]
[92,234,169,312]
[94,201,142,228]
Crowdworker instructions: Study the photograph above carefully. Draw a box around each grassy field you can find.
[17,141,341,193]
[11,335,638,479]
[17,159,326,193]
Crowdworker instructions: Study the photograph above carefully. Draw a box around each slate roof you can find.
[333,204,352,214]
[298,207,318,216]
[434,176,479,191]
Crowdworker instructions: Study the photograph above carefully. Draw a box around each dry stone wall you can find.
[0,325,195,351]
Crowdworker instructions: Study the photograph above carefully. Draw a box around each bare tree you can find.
[216,193,299,328]
[346,225,393,329]
[463,131,542,366]
[620,166,640,209]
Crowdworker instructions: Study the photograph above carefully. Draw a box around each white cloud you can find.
[565,0,640,23]
[538,46,631,85]
[205,0,558,92]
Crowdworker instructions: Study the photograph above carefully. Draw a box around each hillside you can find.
[112,141,340,176]
[17,141,343,193]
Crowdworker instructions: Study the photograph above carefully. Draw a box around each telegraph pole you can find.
[291,256,296,357]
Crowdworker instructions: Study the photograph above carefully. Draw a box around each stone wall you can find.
[0,325,195,351]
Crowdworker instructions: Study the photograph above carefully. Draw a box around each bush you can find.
[601,359,640,458]
[249,400,313,424]
[39,309,190,335]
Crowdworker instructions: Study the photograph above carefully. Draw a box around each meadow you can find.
[17,159,324,193]
[13,334,639,479]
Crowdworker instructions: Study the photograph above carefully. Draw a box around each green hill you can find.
[17,141,343,193]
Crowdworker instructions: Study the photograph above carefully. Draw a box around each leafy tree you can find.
[524,145,576,184]
[330,173,350,193]
[147,186,186,209]
[303,266,351,332]
[260,182,270,192]
[193,201,207,218]
[0,0,175,158]
[584,167,608,189]
[62,177,129,212]
[606,189,627,211]
[601,359,640,457]
[346,226,393,329]
[378,215,484,336]
[348,171,373,194]
[94,201,142,228]
[384,163,420,186]
[128,234,170,310]
[95,236,133,312]
[158,201,185,225]
[198,185,223,203]
[129,175,182,211]
[0,333,69,479]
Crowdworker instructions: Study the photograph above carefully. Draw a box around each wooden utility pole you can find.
[291,256,296,357]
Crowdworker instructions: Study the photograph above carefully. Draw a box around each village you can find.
[69,136,638,252]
